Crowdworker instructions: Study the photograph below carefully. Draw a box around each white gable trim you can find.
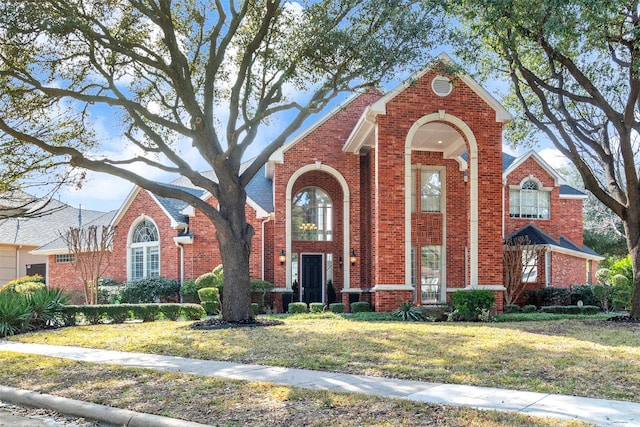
[195,192,270,219]
[503,150,565,186]
[110,186,141,228]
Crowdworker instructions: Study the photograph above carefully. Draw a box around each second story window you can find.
[292,187,333,241]
[510,179,550,219]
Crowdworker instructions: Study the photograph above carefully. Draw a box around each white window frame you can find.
[509,177,551,220]
[411,165,445,213]
[292,187,334,241]
[127,217,160,281]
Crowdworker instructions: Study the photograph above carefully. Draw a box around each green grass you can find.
[9,314,640,402]
[0,351,593,426]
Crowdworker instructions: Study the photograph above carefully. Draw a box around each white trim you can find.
[372,284,415,291]
[559,193,588,200]
[502,150,565,186]
[126,215,161,282]
[110,186,141,228]
[285,163,351,290]
[446,285,506,292]
[405,112,480,288]
[547,244,605,261]
[173,235,193,245]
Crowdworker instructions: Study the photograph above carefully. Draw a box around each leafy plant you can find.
[449,290,495,321]
[309,302,324,313]
[0,274,45,293]
[329,303,345,314]
[350,302,371,313]
[198,287,220,303]
[201,301,220,315]
[120,277,180,303]
[26,288,70,329]
[0,291,31,337]
[13,281,46,294]
[392,302,425,321]
[250,280,274,311]
[288,302,307,314]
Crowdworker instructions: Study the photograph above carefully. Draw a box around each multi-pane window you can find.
[411,168,442,213]
[292,187,333,241]
[55,253,75,263]
[130,219,160,280]
[521,249,538,283]
[421,245,442,303]
[510,180,550,219]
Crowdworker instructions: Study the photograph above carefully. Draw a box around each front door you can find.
[301,254,323,304]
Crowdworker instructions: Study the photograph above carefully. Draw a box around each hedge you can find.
[350,302,371,313]
[309,302,324,313]
[538,305,600,315]
[288,302,307,314]
[59,303,206,325]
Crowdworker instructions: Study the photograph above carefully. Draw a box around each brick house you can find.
[33,54,601,309]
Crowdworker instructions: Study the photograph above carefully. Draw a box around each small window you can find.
[421,170,441,212]
[55,254,75,263]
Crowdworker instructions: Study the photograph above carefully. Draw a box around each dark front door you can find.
[301,255,323,304]
[26,263,46,280]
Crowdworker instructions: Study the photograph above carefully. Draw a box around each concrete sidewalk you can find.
[1,341,639,427]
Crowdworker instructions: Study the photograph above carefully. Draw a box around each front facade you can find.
[34,55,600,310]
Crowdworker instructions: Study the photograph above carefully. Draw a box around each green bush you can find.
[180,304,207,320]
[393,302,425,321]
[120,277,180,303]
[250,280,274,310]
[61,303,206,323]
[610,278,633,311]
[539,305,600,315]
[350,302,371,313]
[98,281,125,304]
[251,303,259,317]
[449,290,495,321]
[180,279,198,299]
[288,302,307,314]
[610,256,633,283]
[197,287,220,303]
[106,305,131,323]
[526,286,571,307]
[201,301,220,315]
[571,285,595,306]
[504,304,522,314]
[329,303,345,314]
[309,302,325,313]
[522,304,537,313]
[0,291,31,337]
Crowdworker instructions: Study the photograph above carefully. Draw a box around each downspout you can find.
[545,249,551,287]
[261,215,272,281]
[16,245,21,278]
[175,240,184,303]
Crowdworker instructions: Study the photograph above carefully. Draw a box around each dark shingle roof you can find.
[152,184,205,224]
[559,185,586,197]
[33,210,117,253]
[507,224,602,258]
[502,152,516,171]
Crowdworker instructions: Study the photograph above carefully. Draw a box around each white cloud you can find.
[538,147,571,171]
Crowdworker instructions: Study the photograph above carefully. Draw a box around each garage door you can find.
[0,245,17,286]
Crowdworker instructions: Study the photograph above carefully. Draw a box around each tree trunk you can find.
[628,243,640,318]
[215,177,255,322]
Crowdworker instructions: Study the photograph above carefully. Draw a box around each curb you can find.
[0,385,212,427]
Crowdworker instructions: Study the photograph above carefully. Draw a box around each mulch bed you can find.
[607,315,640,324]
[189,317,284,330]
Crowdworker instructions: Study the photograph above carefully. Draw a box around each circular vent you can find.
[432,76,452,97]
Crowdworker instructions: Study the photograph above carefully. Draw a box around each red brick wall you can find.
[47,256,87,304]
[550,252,590,287]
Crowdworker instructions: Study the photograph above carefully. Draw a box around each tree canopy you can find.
[452,0,640,317]
[0,0,444,321]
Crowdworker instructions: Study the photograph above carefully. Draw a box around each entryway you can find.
[301,254,323,304]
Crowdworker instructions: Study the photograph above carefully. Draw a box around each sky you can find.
[46,52,571,213]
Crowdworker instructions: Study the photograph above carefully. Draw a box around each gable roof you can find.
[0,198,109,247]
[503,150,565,186]
[507,224,603,261]
[31,210,117,255]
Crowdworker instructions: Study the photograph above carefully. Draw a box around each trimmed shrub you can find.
[198,287,220,303]
[288,302,307,314]
[526,286,571,307]
[107,305,131,323]
[251,303,259,317]
[0,274,45,293]
[504,304,522,314]
[329,303,345,314]
[98,279,124,304]
[180,304,207,320]
[120,277,180,303]
[309,302,324,313]
[250,280,274,311]
[180,279,199,302]
[201,301,220,315]
[350,302,371,313]
[539,305,600,315]
[449,290,495,321]
[522,304,537,313]
[570,285,595,306]
[61,303,206,323]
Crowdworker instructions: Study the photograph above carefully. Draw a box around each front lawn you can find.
[9,314,640,402]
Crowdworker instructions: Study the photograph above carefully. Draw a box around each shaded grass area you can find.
[10,314,640,401]
[0,352,591,427]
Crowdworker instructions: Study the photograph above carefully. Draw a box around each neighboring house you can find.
[0,194,111,287]
[34,53,601,310]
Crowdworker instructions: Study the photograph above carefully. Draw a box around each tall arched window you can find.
[129,219,160,280]
[292,187,333,241]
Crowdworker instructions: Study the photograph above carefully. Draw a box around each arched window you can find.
[129,219,160,280]
[509,178,550,219]
[292,188,333,241]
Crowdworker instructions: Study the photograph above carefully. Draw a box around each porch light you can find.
[339,257,343,268]
[350,249,357,266]
[279,250,286,265]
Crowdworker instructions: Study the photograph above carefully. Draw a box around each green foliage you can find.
[180,279,198,298]
[0,274,45,293]
[344,311,397,321]
[522,304,537,313]
[26,288,70,329]
[326,280,336,304]
[504,304,522,314]
[571,285,596,306]
[526,287,571,307]
[350,302,371,313]
[610,256,633,283]
[195,273,218,290]
[201,301,220,315]
[251,303,259,317]
[97,283,125,304]
[0,291,31,336]
[612,274,629,287]
[539,305,600,315]
[392,302,425,321]
[329,303,345,314]
[250,280,274,310]
[309,302,325,313]
[197,287,220,303]
[120,277,180,304]
[596,268,611,285]
[288,302,308,314]
[60,303,206,324]
[449,290,495,321]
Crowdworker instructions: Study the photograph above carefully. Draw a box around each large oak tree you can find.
[0,0,443,321]
[452,0,640,317]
